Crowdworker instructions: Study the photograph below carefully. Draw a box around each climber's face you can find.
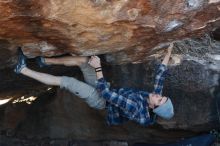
[149,93,168,108]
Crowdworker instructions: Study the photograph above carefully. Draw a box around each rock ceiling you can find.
[0,0,220,65]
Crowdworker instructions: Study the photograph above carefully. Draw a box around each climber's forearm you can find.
[162,43,173,65]
[162,52,171,66]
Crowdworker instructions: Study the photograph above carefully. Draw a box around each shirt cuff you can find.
[97,78,105,82]
[160,64,168,71]
[95,78,106,86]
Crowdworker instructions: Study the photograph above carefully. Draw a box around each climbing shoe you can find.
[14,47,27,74]
[36,56,47,68]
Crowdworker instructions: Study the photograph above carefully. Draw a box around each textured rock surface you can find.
[0,0,220,65]
[0,56,219,143]
[0,62,199,143]
[213,28,220,40]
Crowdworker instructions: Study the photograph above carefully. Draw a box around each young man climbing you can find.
[88,44,174,125]
[14,43,174,126]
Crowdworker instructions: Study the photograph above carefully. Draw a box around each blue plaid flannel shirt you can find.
[96,64,168,126]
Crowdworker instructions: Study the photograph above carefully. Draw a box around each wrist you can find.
[95,66,102,69]
[95,67,102,72]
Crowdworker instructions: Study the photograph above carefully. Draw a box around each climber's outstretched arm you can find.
[162,43,173,66]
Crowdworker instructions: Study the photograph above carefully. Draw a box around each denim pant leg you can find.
[60,76,106,109]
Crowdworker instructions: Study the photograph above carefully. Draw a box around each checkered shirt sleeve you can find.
[153,64,168,95]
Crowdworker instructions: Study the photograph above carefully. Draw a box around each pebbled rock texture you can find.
[0,0,220,65]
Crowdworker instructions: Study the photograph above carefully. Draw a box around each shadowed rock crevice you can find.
[213,27,220,41]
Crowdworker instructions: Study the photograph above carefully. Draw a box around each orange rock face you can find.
[0,0,220,64]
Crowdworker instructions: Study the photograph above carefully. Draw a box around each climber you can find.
[88,44,174,125]
[14,43,174,126]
